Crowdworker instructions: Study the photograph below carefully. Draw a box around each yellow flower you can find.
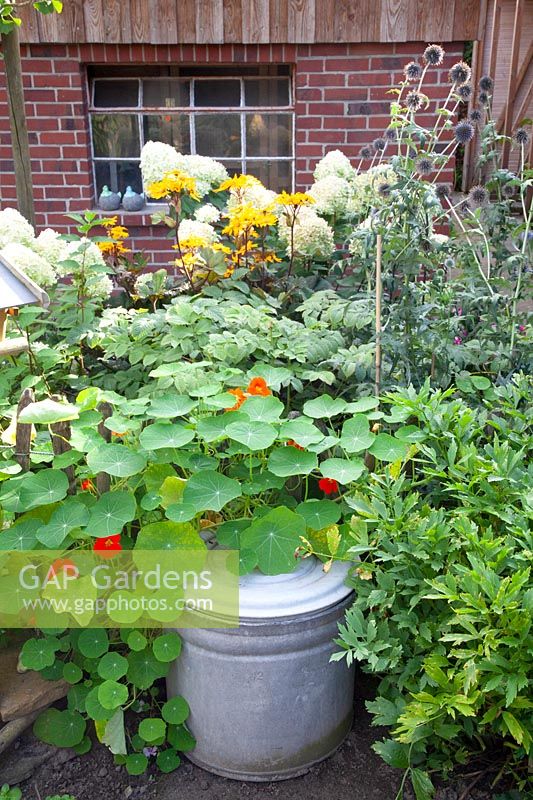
[222,203,277,237]
[210,242,231,254]
[98,241,130,255]
[109,225,129,240]
[101,216,118,228]
[216,174,260,193]
[276,191,315,207]
[173,235,210,251]
[148,170,200,201]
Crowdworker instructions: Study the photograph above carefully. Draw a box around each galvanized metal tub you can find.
[166,558,354,781]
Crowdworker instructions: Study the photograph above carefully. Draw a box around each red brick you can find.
[324,88,366,101]
[297,89,323,101]
[307,102,345,115]
[348,72,389,86]
[307,73,345,87]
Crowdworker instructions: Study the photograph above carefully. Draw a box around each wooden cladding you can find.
[18,0,484,44]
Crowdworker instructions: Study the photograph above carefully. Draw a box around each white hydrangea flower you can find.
[140,141,180,188]
[0,207,35,249]
[33,228,69,265]
[175,154,228,197]
[227,178,278,213]
[308,175,353,216]
[194,204,221,224]
[0,242,56,286]
[348,165,398,216]
[313,150,356,182]
[278,207,335,259]
[178,219,218,244]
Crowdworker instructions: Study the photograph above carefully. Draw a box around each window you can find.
[88,66,294,198]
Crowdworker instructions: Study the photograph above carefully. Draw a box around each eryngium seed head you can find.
[416,157,434,176]
[385,127,397,141]
[454,120,475,144]
[478,91,489,105]
[456,83,473,100]
[459,199,471,214]
[514,128,530,145]
[469,108,483,123]
[373,137,386,151]
[479,75,494,92]
[468,184,489,208]
[423,44,445,66]
[404,61,423,81]
[449,61,471,85]
[406,90,424,112]
[436,184,451,200]
[359,146,373,159]
[377,183,391,197]
[502,183,516,198]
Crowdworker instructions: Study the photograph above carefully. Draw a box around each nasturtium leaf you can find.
[216,518,251,548]
[303,395,347,419]
[148,394,197,418]
[241,506,306,574]
[306,435,339,454]
[98,680,129,710]
[471,375,491,390]
[63,662,83,685]
[127,649,165,690]
[157,749,181,773]
[165,502,198,523]
[242,472,285,496]
[159,476,187,509]
[345,397,380,413]
[201,392,238,410]
[267,447,318,477]
[85,686,114,721]
[77,629,109,659]
[138,717,166,743]
[68,684,90,713]
[153,633,182,662]
[0,518,40,550]
[18,399,79,425]
[0,461,22,479]
[125,753,148,775]
[225,421,277,451]
[247,364,291,390]
[103,414,137,436]
[33,708,86,748]
[73,736,92,756]
[97,652,129,681]
[168,724,196,752]
[296,499,341,530]
[143,463,176,492]
[20,637,59,671]
[189,383,223,398]
[238,548,259,575]
[139,423,195,451]
[339,415,375,453]
[107,591,144,625]
[162,696,190,725]
[37,499,89,547]
[241,395,284,423]
[320,458,365,484]
[196,411,247,443]
[19,469,69,510]
[127,630,147,652]
[141,491,160,511]
[87,444,146,478]
[183,470,241,512]
[136,520,204,550]
[279,418,324,447]
[87,491,136,537]
[102,708,127,755]
[368,434,408,463]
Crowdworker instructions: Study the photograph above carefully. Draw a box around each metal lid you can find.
[238,558,353,619]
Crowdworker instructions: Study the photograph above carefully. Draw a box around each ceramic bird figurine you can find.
[122,186,145,212]
[98,185,121,211]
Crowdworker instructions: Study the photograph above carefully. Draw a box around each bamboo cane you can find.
[375,234,383,397]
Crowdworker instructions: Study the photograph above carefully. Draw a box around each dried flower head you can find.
[459,199,471,214]
[359,146,373,159]
[454,120,475,145]
[469,108,483,123]
[377,182,392,197]
[415,157,434,176]
[404,61,423,81]
[435,184,451,200]
[468,184,490,208]
[423,44,445,66]
[514,128,530,146]
[479,75,494,92]
[449,61,471,85]
[405,90,424,112]
[502,182,516,198]
[456,83,473,101]
[373,137,386,152]
[478,91,489,105]
[384,127,397,141]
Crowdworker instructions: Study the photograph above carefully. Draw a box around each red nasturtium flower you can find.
[287,439,304,451]
[94,534,122,558]
[225,387,246,411]
[318,477,339,495]
[48,558,76,578]
[80,479,94,491]
[247,377,271,396]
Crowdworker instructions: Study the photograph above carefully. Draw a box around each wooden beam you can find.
[488,0,501,83]
[0,27,35,227]
[501,0,524,167]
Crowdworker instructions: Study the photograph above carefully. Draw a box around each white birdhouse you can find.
[0,253,49,357]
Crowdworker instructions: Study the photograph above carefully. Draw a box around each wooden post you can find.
[50,394,77,495]
[501,0,523,168]
[14,388,34,471]
[1,27,35,226]
[375,234,382,398]
[0,310,7,342]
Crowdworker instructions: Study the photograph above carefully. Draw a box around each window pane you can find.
[143,79,190,107]
[220,159,244,177]
[245,160,292,192]
[195,114,241,158]
[92,114,140,158]
[94,161,142,196]
[194,80,240,107]
[143,115,190,151]
[93,80,139,108]
[245,79,290,107]
[245,113,292,157]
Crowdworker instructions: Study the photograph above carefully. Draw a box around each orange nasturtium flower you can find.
[148,170,200,201]
[94,534,122,558]
[286,439,304,451]
[80,479,95,492]
[247,377,271,396]
[225,387,246,411]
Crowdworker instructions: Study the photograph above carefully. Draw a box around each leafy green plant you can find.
[0,786,21,800]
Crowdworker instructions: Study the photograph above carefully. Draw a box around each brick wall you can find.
[0,41,463,267]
